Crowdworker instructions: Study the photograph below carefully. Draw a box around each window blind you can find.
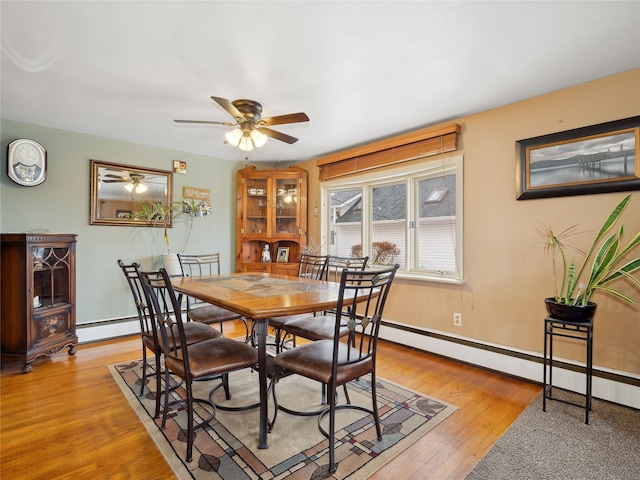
[316,123,461,181]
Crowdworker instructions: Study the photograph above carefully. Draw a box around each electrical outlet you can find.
[453,312,462,326]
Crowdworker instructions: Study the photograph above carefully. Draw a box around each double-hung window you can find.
[321,154,463,283]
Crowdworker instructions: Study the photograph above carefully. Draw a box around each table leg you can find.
[257,318,268,449]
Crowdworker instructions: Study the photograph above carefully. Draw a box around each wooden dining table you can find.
[171,271,363,449]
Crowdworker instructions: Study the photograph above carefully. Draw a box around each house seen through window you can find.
[321,155,463,283]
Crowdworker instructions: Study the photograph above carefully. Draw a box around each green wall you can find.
[1,120,242,326]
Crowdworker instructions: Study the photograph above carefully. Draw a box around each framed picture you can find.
[173,160,187,174]
[516,116,640,200]
[276,247,290,263]
[116,210,132,219]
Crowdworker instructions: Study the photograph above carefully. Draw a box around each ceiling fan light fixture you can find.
[238,132,254,151]
[125,181,147,193]
[225,128,243,146]
[251,129,268,148]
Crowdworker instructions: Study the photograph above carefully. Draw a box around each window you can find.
[321,155,463,283]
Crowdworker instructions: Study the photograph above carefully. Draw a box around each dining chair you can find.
[269,264,399,473]
[263,253,328,352]
[280,255,370,404]
[281,255,369,344]
[117,260,224,418]
[138,267,259,462]
[324,255,369,282]
[178,253,250,342]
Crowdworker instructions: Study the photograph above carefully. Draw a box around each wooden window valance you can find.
[316,123,461,181]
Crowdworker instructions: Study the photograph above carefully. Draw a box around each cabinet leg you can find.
[22,363,33,374]
[68,345,77,356]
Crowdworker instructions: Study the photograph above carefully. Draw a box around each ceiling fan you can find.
[174,96,310,151]
[102,172,150,193]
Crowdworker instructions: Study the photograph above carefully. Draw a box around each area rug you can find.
[466,390,640,480]
[109,359,457,479]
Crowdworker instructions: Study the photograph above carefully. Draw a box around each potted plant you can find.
[134,202,179,253]
[134,201,183,275]
[134,199,213,274]
[538,194,640,321]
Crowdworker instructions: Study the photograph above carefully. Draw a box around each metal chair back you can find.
[333,264,398,365]
[117,260,155,341]
[325,255,368,282]
[298,253,328,280]
[178,252,222,277]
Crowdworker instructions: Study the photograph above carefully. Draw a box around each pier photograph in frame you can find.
[516,117,640,200]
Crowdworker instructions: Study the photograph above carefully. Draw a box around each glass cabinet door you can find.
[32,246,71,310]
[274,176,300,236]
[244,177,269,236]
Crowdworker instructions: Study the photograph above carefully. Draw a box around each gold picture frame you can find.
[276,247,290,263]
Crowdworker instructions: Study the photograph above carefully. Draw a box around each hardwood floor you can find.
[1,320,540,479]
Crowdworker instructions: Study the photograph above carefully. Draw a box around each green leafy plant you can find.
[538,194,640,306]
[133,202,182,254]
[134,199,212,254]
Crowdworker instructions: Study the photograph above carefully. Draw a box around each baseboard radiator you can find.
[77,316,639,409]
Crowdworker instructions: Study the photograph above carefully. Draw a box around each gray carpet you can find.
[466,390,640,480]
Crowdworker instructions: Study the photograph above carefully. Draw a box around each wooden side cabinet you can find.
[1,233,78,373]
[236,165,307,274]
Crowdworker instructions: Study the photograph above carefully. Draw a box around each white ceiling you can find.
[2,1,639,165]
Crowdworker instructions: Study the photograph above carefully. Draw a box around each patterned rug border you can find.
[109,361,457,479]
[109,362,191,478]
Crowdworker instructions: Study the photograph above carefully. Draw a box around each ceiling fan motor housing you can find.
[232,99,263,122]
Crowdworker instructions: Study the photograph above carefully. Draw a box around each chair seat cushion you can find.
[142,332,156,352]
[274,340,372,385]
[269,313,308,329]
[157,322,222,351]
[166,337,258,380]
[283,314,349,341]
[188,304,242,324]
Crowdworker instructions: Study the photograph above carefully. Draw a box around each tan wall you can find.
[298,69,640,376]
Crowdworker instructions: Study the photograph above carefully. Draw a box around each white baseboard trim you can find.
[79,317,639,409]
[379,322,640,410]
[77,318,140,344]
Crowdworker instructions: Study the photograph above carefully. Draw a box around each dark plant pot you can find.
[545,297,597,322]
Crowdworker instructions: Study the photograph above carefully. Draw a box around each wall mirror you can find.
[90,160,173,226]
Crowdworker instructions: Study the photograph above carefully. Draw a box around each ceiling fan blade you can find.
[102,179,128,183]
[211,96,245,121]
[259,112,309,126]
[257,127,299,144]
[104,174,127,179]
[174,119,236,126]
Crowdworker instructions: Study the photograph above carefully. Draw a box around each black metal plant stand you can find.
[543,315,594,424]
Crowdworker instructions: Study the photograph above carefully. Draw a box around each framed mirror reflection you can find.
[90,160,173,226]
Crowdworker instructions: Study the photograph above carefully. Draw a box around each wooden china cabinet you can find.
[1,233,78,373]
[236,165,307,275]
